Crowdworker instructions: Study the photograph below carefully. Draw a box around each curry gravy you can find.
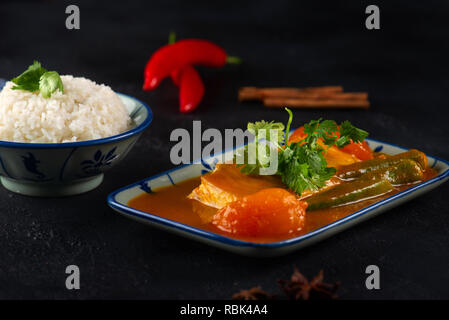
[128,169,436,243]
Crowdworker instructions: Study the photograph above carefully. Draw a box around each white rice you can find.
[0,75,131,143]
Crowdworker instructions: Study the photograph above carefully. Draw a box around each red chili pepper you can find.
[172,65,204,113]
[170,69,181,86]
[143,39,240,90]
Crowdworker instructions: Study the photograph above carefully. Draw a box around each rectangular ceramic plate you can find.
[107,138,449,257]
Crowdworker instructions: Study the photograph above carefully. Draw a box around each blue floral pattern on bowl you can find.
[22,152,45,178]
[81,147,118,175]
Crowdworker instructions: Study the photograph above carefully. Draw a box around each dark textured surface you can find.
[0,0,448,299]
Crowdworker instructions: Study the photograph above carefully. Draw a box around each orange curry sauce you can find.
[128,168,436,243]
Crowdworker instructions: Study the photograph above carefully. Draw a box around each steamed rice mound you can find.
[0,75,131,143]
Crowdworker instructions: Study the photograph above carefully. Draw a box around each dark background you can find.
[0,0,448,299]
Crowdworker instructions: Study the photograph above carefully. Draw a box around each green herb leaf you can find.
[278,140,336,194]
[233,119,285,175]
[247,120,285,146]
[39,71,64,98]
[238,110,369,195]
[11,61,47,92]
[336,120,369,148]
[10,61,64,98]
[284,107,293,145]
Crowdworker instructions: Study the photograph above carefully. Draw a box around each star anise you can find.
[232,286,276,300]
[278,267,339,300]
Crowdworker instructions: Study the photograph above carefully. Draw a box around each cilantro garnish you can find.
[11,61,64,98]
[237,109,369,195]
[235,120,285,175]
[39,71,64,98]
[11,61,47,92]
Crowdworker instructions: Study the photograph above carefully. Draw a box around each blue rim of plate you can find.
[0,92,153,148]
[107,138,449,249]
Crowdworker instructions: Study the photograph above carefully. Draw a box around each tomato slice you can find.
[212,188,307,237]
[288,126,307,143]
[341,140,373,161]
[288,127,373,161]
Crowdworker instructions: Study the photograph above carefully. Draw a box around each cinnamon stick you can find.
[238,86,344,101]
[263,98,370,109]
[264,92,367,100]
[294,86,344,93]
[239,86,370,109]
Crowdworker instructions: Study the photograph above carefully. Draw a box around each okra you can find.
[385,159,424,185]
[337,149,427,180]
[306,179,394,211]
[359,159,424,185]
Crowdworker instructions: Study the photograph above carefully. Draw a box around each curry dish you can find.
[129,161,435,243]
[128,116,436,243]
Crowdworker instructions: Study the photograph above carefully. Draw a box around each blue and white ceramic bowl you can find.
[0,90,152,197]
